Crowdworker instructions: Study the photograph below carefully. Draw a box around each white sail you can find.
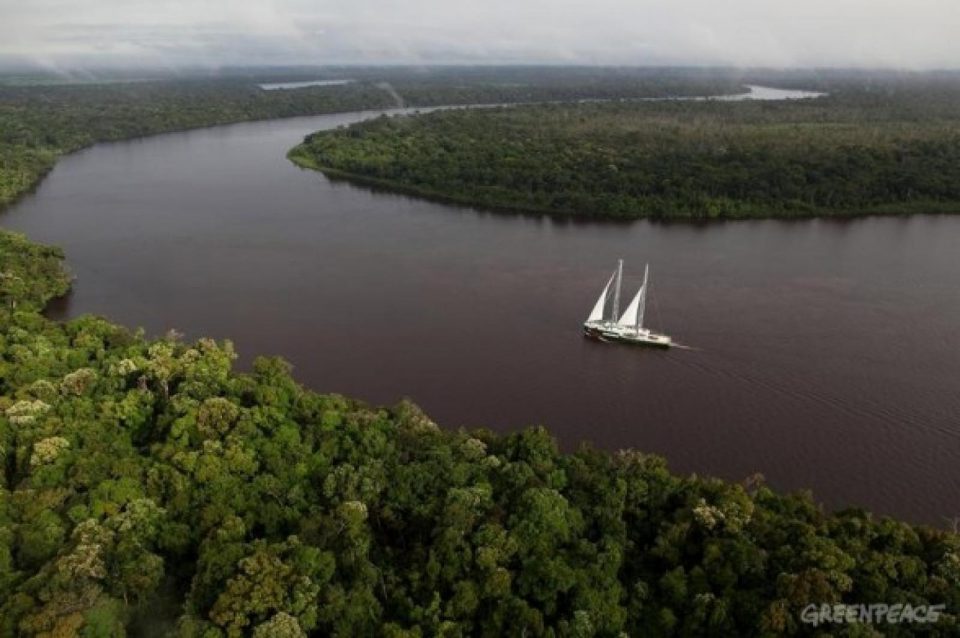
[617,264,649,329]
[636,264,649,329]
[587,270,616,322]
[617,286,643,327]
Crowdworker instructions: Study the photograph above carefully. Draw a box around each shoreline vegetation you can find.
[288,146,960,221]
[1,68,959,635]
[291,76,960,221]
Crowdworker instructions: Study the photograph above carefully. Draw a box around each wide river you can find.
[2,99,958,526]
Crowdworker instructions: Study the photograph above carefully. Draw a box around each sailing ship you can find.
[583,259,672,348]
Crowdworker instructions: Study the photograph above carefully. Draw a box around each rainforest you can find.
[1,69,959,636]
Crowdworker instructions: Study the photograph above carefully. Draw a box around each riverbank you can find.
[289,145,960,221]
[0,80,402,209]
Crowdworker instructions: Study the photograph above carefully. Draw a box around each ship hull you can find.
[583,322,672,349]
[604,333,671,349]
[583,325,605,339]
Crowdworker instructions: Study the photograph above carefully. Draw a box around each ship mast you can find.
[612,259,623,322]
[636,264,649,329]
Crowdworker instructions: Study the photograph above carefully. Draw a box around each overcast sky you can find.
[1,0,959,70]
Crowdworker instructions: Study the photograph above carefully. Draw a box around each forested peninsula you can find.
[291,76,960,220]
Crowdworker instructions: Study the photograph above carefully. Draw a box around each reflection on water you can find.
[259,79,355,90]
[717,84,826,101]
[648,84,825,102]
[1,106,956,526]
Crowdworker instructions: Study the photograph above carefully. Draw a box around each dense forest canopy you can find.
[0,228,958,635]
[291,74,960,220]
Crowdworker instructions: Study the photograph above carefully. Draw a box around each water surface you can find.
[259,79,355,90]
[2,106,957,526]
[718,84,826,100]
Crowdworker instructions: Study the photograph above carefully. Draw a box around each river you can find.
[2,97,957,526]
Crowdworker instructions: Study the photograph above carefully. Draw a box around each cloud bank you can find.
[1,0,958,69]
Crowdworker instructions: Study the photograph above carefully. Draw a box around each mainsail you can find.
[587,269,617,322]
[617,264,649,329]
[611,259,623,322]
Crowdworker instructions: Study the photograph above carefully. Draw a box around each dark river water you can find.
[2,107,958,526]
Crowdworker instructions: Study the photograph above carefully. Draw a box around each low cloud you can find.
[0,0,958,69]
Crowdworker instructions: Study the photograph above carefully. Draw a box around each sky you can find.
[1,0,959,70]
